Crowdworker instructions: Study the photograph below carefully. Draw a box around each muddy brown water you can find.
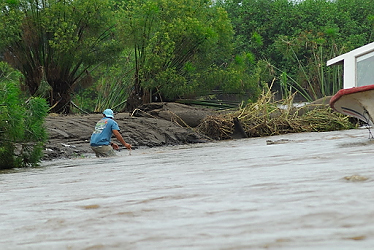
[1,128,374,249]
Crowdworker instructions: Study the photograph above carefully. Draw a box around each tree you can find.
[0,0,121,113]
[117,0,245,111]
[0,62,48,169]
[223,0,374,100]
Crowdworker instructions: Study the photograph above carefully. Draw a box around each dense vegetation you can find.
[0,0,373,168]
[0,63,48,169]
[221,0,374,101]
[0,0,120,114]
[2,0,374,113]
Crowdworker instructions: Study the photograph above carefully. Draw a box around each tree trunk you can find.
[48,81,72,114]
[125,86,143,112]
[49,93,71,114]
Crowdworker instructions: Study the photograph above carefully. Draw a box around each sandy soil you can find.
[43,102,217,160]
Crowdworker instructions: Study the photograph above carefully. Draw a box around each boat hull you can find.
[330,85,374,127]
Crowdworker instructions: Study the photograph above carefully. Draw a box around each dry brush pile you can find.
[196,90,355,140]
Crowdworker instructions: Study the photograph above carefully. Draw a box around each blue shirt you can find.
[90,118,120,146]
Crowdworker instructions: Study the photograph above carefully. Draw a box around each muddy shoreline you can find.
[42,99,336,161]
[42,103,216,161]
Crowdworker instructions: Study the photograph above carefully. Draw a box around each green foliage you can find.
[223,0,374,101]
[272,29,348,100]
[74,76,130,113]
[3,0,374,116]
[117,0,258,108]
[72,50,135,113]
[0,63,48,169]
[0,0,121,113]
[204,52,264,100]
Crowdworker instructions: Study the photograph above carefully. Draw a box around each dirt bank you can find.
[42,99,336,161]
[43,102,216,161]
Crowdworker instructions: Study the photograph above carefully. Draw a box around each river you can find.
[1,128,374,249]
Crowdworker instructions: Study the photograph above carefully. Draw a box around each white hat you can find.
[103,109,114,118]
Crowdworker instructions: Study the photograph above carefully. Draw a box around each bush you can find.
[0,80,48,169]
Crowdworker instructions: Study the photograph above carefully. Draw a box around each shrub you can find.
[0,80,48,169]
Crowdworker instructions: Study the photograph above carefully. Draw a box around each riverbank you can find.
[42,97,351,161]
[42,102,216,161]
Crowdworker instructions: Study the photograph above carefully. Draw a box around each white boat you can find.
[329,85,374,126]
[328,42,374,126]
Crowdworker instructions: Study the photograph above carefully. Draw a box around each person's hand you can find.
[124,143,132,150]
[111,142,120,150]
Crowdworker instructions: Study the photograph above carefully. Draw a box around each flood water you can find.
[1,128,374,249]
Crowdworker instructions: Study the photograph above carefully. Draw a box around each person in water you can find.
[90,109,132,157]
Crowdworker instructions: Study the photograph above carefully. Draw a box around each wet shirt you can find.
[90,118,120,146]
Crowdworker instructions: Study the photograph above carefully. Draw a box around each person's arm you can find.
[112,130,131,150]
